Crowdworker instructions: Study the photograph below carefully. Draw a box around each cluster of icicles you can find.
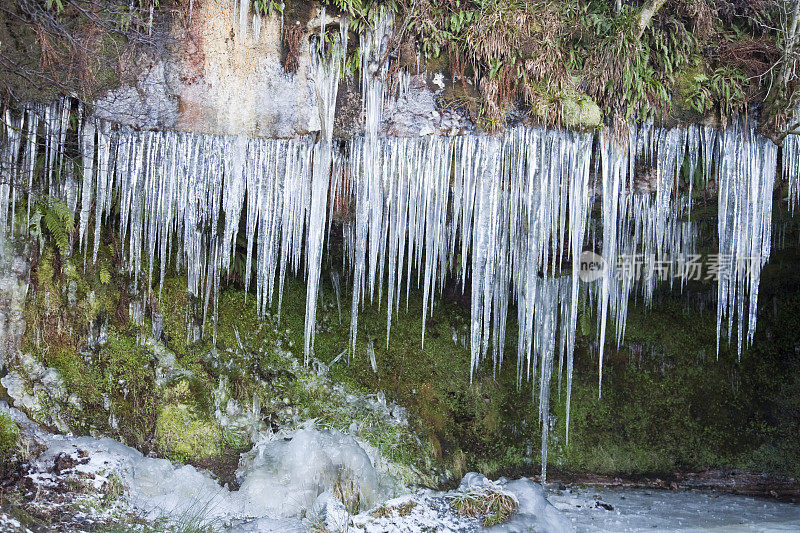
[0,21,787,485]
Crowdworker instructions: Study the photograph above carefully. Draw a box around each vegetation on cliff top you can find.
[312,0,795,133]
[3,1,798,137]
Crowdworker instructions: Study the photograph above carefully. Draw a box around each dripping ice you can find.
[0,48,783,486]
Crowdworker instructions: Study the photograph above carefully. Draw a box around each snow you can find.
[0,513,31,533]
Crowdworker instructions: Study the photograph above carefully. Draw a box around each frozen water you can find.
[236,426,387,517]
[348,472,573,533]
[0,98,784,484]
[305,12,347,361]
[716,120,777,358]
[549,485,800,532]
[3,403,388,529]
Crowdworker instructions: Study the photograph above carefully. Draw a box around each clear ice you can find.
[0,39,784,484]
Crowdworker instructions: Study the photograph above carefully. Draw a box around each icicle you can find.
[306,12,347,361]
[784,105,800,212]
[367,339,377,373]
[469,137,501,380]
[716,120,777,358]
[93,121,112,262]
[79,120,96,253]
[24,104,40,228]
[1,110,25,238]
[564,131,593,445]
[351,10,393,353]
[596,129,627,397]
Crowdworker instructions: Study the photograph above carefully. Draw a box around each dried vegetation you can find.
[322,0,792,133]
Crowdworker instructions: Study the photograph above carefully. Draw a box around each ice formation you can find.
[716,121,777,358]
[0,20,785,484]
[2,403,383,529]
[783,107,800,212]
[305,10,348,361]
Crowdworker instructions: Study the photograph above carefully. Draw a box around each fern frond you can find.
[99,266,111,285]
[32,196,76,257]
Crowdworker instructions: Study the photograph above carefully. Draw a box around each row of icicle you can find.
[0,13,791,484]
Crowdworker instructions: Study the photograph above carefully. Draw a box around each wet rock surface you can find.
[90,0,479,139]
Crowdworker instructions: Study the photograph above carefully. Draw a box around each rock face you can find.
[0,239,75,433]
[90,0,481,138]
[91,0,604,139]
[384,73,475,137]
[94,0,320,137]
[1,353,73,433]
[0,242,28,366]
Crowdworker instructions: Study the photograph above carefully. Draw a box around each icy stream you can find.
[550,486,800,532]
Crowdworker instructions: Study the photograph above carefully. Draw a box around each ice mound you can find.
[343,472,574,533]
[455,473,573,532]
[489,476,574,532]
[4,403,386,528]
[236,426,385,517]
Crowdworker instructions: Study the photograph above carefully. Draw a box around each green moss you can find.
[560,90,602,129]
[22,241,156,443]
[547,243,800,477]
[101,328,158,447]
[0,412,19,460]
[155,402,223,464]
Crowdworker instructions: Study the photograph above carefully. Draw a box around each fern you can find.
[99,266,111,285]
[30,197,75,256]
[45,0,65,13]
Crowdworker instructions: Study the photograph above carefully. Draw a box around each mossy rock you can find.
[155,397,224,464]
[560,91,602,130]
[668,64,715,127]
[0,412,20,461]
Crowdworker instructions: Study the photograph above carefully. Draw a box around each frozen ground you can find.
[0,402,569,532]
[3,402,800,532]
[549,485,800,532]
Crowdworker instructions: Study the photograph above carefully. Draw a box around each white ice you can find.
[549,485,800,532]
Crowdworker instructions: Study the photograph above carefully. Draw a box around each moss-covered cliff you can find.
[3,195,799,489]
